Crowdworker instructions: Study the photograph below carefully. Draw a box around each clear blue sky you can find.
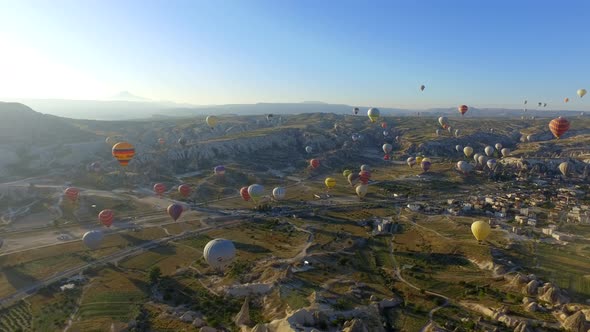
[0,0,589,109]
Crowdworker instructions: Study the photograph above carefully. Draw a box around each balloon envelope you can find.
[356,184,368,199]
[240,187,250,201]
[167,204,183,221]
[495,143,502,151]
[559,162,570,177]
[549,117,570,139]
[203,238,236,270]
[305,146,313,153]
[457,161,473,174]
[112,142,135,167]
[367,108,380,122]
[214,165,226,176]
[578,89,587,98]
[343,169,352,178]
[206,115,218,128]
[310,159,320,169]
[464,146,474,157]
[178,184,191,197]
[360,164,370,172]
[455,145,462,152]
[83,230,104,250]
[420,158,431,172]
[382,143,393,154]
[247,184,264,200]
[325,178,336,188]
[407,157,416,168]
[458,105,469,116]
[153,183,166,195]
[64,187,79,202]
[501,148,510,157]
[99,209,114,227]
[471,221,491,242]
[272,187,286,200]
[484,146,494,157]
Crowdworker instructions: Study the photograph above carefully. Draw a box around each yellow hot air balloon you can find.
[416,156,424,164]
[112,142,135,167]
[471,221,491,243]
[342,169,352,178]
[356,184,368,199]
[206,115,218,128]
[463,146,474,158]
[559,161,570,177]
[578,89,587,98]
[367,108,380,123]
[325,177,336,189]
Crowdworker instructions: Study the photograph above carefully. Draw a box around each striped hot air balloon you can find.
[549,117,570,139]
[112,142,135,167]
[98,209,114,227]
[358,170,371,184]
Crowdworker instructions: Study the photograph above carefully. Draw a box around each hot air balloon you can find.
[565,97,570,103]
[495,143,502,151]
[158,138,165,145]
[559,162,570,177]
[310,159,320,169]
[112,142,135,167]
[486,159,497,170]
[214,165,225,176]
[524,100,528,105]
[420,158,431,172]
[455,145,462,153]
[240,187,250,201]
[395,136,400,143]
[456,161,473,175]
[471,221,491,243]
[383,143,393,155]
[272,187,286,200]
[383,130,389,136]
[490,128,495,133]
[343,169,352,178]
[325,178,336,190]
[543,103,547,107]
[247,184,264,203]
[438,117,448,128]
[578,89,587,98]
[178,184,191,197]
[178,137,187,147]
[356,184,368,199]
[266,114,274,122]
[360,164,371,172]
[206,115,218,128]
[464,146,474,158]
[203,239,236,271]
[416,156,423,164]
[501,148,510,157]
[478,155,487,166]
[538,102,542,107]
[549,117,570,139]
[83,230,104,250]
[347,173,359,186]
[381,122,387,129]
[352,133,360,142]
[153,183,166,195]
[367,108,380,123]
[473,153,481,164]
[454,129,461,137]
[420,84,425,92]
[167,203,183,221]
[358,170,371,184]
[105,136,117,146]
[458,105,468,116]
[353,107,359,115]
[484,146,494,157]
[305,146,313,154]
[407,157,416,168]
[435,129,441,136]
[64,187,79,202]
[447,126,453,134]
[98,209,114,227]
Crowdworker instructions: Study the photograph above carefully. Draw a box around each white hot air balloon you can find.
[272,187,286,200]
[495,143,502,151]
[203,238,236,271]
[501,148,510,157]
[484,146,494,157]
[83,230,104,250]
[305,146,313,154]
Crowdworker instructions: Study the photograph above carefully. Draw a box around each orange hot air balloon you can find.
[240,187,251,201]
[310,159,320,169]
[64,187,79,202]
[98,209,114,227]
[564,97,569,103]
[458,105,469,116]
[549,117,570,139]
[153,183,166,195]
[178,184,191,197]
[112,142,135,167]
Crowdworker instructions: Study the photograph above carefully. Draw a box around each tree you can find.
[148,266,161,284]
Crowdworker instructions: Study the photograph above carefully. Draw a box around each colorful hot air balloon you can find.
[420,84,425,92]
[353,107,359,115]
[272,187,286,200]
[484,146,494,157]
[559,161,570,177]
[203,239,236,271]
[578,89,587,98]
[458,105,469,116]
[456,161,473,175]
[214,165,225,176]
[367,108,380,123]
[83,230,103,250]
[112,142,135,167]
[305,146,313,154]
[358,170,371,184]
[463,146,474,158]
[178,184,191,197]
[549,117,570,139]
[356,184,368,199]
[206,115,218,128]
[240,187,250,201]
[98,209,114,227]
[407,157,416,168]
[471,221,491,243]
[486,159,497,170]
[347,173,359,186]
[153,183,166,195]
[565,97,570,103]
[325,177,336,189]
[420,158,431,172]
[495,143,502,151]
[64,187,79,202]
[383,143,393,155]
[167,203,183,221]
[343,169,352,178]
[501,148,510,157]
[438,116,448,128]
[247,184,264,202]
[310,159,320,169]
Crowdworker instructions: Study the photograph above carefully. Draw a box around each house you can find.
[527,219,537,227]
[515,215,528,224]
[542,228,554,236]
[552,232,573,242]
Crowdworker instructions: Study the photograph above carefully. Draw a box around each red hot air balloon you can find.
[64,187,79,202]
[240,187,251,201]
[458,105,469,116]
[383,155,390,160]
[98,209,114,227]
[167,204,183,221]
[549,117,570,139]
[153,183,166,196]
[158,138,165,145]
[178,184,191,197]
[310,159,320,169]
[381,122,387,129]
[358,170,371,184]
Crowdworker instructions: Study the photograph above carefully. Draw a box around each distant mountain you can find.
[111,91,151,102]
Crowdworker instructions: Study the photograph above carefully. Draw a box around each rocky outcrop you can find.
[234,297,251,327]
[524,301,539,312]
[508,273,529,288]
[378,297,402,310]
[251,324,269,332]
[342,318,369,332]
[562,311,588,332]
[538,283,569,305]
[522,280,539,296]
[514,321,534,332]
